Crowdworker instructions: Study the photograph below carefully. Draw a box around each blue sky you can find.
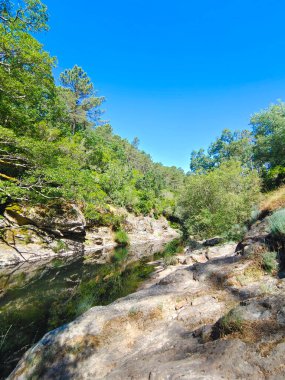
[39,0,285,170]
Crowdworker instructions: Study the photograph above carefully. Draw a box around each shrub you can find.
[177,161,261,239]
[163,239,183,256]
[219,309,244,336]
[114,229,129,246]
[268,209,285,237]
[262,252,278,274]
[160,239,183,266]
[163,255,178,266]
[224,223,248,242]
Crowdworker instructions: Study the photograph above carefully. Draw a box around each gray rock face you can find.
[125,213,179,243]
[10,229,285,380]
[4,203,86,236]
[9,212,285,379]
[0,205,179,267]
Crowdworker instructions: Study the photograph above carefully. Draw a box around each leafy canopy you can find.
[0,0,48,32]
[59,65,104,134]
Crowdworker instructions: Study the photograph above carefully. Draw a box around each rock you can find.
[203,236,223,246]
[125,214,180,243]
[4,203,86,236]
[189,252,208,263]
[84,226,115,253]
[9,226,285,380]
[0,205,180,266]
[205,243,236,260]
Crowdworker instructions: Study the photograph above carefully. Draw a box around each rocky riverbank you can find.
[0,203,179,267]
[9,212,285,379]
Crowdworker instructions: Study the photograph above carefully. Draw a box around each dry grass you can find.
[258,337,285,357]
[223,319,281,345]
[235,265,264,286]
[260,185,285,213]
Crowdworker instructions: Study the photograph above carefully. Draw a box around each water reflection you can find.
[0,241,167,379]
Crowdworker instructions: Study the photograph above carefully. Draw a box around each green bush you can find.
[268,209,285,236]
[262,252,278,274]
[114,229,129,246]
[219,309,244,336]
[224,223,248,242]
[163,239,183,256]
[177,161,261,239]
[159,239,183,266]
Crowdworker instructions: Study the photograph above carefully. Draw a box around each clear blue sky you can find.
[39,0,285,171]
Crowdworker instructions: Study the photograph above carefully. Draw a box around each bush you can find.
[163,239,183,256]
[268,209,285,237]
[114,229,129,246]
[262,252,278,274]
[224,223,248,242]
[163,255,178,266]
[160,239,183,266]
[219,309,244,336]
[177,161,261,239]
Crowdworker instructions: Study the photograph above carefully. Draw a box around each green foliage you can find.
[224,223,248,242]
[262,252,278,274]
[0,24,56,133]
[0,0,185,222]
[59,65,104,134]
[114,229,129,246]
[250,102,285,189]
[268,209,285,237]
[162,238,183,256]
[159,239,183,266]
[0,0,48,33]
[219,309,244,336]
[190,129,253,173]
[178,161,261,239]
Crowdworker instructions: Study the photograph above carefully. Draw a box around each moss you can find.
[5,203,23,214]
[163,255,178,266]
[50,258,64,268]
[162,239,183,256]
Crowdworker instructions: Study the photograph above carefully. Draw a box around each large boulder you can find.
[4,203,86,236]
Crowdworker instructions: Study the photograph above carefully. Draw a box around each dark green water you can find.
[0,243,167,379]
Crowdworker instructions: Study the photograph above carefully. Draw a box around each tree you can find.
[0,0,48,32]
[59,65,104,134]
[131,137,140,149]
[250,102,285,188]
[190,129,253,173]
[0,24,56,133]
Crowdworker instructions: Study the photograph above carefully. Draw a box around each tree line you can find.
[0,0,185,226]
[1,0,284,239]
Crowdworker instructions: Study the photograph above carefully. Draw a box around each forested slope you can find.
[1,0,285,242]
[0,0,185,228]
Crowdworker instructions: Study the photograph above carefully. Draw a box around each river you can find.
[0,240,172,379]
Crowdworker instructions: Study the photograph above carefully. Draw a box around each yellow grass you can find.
[260,185,285,213]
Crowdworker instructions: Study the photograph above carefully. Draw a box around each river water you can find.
[0,240,169,379]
